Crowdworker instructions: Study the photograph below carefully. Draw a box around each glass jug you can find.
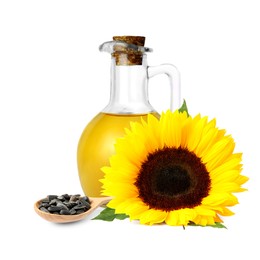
[77,36,181,197]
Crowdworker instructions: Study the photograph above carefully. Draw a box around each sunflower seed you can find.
[75,209,85,214]
[47,195,58,201]
[69,194,80,202]
[48,206,63,212]
[57,195,65,201]
[56,202,69,210]
[60,209,71,215]
[39,207,49,213]
[69,209,77,215]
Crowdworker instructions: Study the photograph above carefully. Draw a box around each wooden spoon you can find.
[34,197,112,223]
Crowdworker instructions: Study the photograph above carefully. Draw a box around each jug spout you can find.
[99,36,153,65]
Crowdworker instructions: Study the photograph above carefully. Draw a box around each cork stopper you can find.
[113,36,145,46]
[112,36,146,65]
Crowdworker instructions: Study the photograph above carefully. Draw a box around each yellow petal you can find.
[148,210,168,225]
[194,118,217,157]
[144,115,163,152]
[180,115,193,148]
[186,115,208,152]
[211,169,241,185]
[106,183,138,198]
[193,216,215,226]
[162,110,182,148]
[211,182,247,193]
[107,197,126,208]
[203,136,235,172]
[215,207,234,216]
[166,208,197,226]
[127,202,150,220]
[214,214,223,223]
[209,153,243,179]
[195,205,216,217]
[178,208,197,226]
[202,192,238,207]
[165,210,179,226]
[115,198,142,214]
[139,209,167,225]
[235,175,249,185]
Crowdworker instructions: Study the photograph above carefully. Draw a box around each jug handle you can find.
[148,64,181,111]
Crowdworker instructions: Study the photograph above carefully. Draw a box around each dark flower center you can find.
[135,147,211,211]
[155,165,191,196]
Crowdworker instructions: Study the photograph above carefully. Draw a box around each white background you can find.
[0,0,259,259]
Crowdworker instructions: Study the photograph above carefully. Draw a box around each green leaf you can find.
[211,222,227,229]
[188,222,227,229]
[92,207,116,221]
[178,99,189,116]
[92,207,129,221]
[115,213,129,220]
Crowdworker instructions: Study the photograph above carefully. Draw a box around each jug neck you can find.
[102,55,155,114]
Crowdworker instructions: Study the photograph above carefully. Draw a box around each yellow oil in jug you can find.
[77,112,159,197]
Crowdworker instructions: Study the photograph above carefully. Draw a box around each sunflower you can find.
[100,110,248,226]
